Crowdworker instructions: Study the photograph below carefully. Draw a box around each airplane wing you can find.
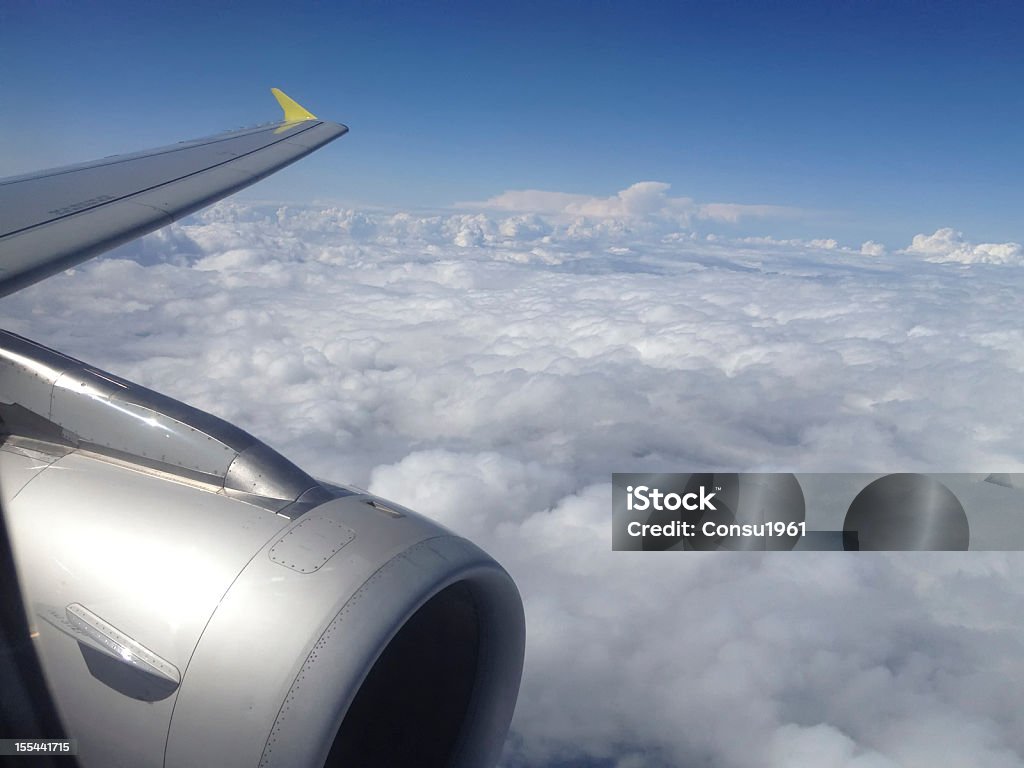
[0,88,347,298]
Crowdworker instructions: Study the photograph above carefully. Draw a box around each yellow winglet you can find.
[271,88,317,122]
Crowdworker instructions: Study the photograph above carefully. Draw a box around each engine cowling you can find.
[0,330,525,767]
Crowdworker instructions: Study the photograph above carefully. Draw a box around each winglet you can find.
[271,88,318,122]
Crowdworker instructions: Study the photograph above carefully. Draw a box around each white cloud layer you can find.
[3,198,1024,767]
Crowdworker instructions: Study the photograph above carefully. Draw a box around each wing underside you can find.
[0,91,347,297]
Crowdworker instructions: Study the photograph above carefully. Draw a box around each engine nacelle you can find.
[0,330,524,767]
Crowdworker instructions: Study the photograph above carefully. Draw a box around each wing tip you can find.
[271,87,318,122]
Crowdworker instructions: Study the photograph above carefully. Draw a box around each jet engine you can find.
[0,329,525,767]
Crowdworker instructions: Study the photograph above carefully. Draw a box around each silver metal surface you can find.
[0,439,70,502]
[39,603,181,689]
[0,120,348,297]
[2,444,524,768]
[164,499,524,768]
[3,451,289,765]
[986,473,1024,490]
[268,513,357,573]
[0,329,332,517]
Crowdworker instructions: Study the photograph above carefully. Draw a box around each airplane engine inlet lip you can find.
[257,535,526,768]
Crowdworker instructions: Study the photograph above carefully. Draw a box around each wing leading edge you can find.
[0,89,347,298]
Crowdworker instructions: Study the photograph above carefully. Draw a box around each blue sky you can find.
[2,0,1023,246]
[5,5,1024,767]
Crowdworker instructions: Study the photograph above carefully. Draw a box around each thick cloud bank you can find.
[4,196,1024,767]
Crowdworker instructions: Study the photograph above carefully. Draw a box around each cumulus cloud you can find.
[463,181,801,225]
[861,240,887,257]
[904,227,1024,265]
[4,200,1024,768]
